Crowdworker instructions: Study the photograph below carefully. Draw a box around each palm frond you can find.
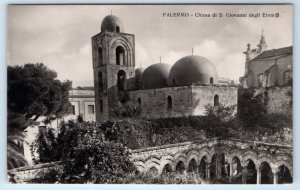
[7,146,28,169]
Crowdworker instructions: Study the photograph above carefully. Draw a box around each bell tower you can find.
[257,29,267,54]
[92,15,135,122]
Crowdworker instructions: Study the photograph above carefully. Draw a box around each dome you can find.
[135,68,145,82]
[101,15,124,33]
[140,63,171,89]
[168,55,218,86]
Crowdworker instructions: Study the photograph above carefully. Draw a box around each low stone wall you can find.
[8,161,63,183]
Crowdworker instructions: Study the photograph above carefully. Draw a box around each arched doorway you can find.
[117,70,126,90]
[278,165,292,184]
[199,156,208,178]
[214,95,220,106]
[176,161,185,174]
[231,156,242,183]
[210,154,218,179]
[149,167,159,176]
[162,164,172,174]
[220,154,227,178]
[187,158,197,173]
[245,159,257,184]
[260,162,273,184]
[210,154,227,180]
[116,46,125,65]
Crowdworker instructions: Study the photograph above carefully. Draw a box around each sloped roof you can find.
[252,46,292,61]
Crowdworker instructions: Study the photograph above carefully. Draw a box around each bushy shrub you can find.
[123,172,206,184]
[30,120,136,183]
[58,141,136,183]
[111,101,142,118]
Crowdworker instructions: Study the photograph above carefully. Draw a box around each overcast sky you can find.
[7,5,293,87]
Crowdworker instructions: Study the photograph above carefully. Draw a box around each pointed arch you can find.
[116,46,125,65]
[110,37,134,66]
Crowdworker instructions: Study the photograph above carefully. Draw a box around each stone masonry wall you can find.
[255,86,292,115]
[128,85,238,118]
[128,85,193,118]
[191,85,238,115]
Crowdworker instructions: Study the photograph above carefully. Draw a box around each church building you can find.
[92,15,238,121]
[241,31,292,88]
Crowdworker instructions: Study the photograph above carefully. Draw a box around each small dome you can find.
[135,68,145,82]
[140,63,171,89]
[101,15,124,33]
[168,55,218,86]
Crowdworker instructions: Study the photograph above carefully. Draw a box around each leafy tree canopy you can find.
[8,63,72,129]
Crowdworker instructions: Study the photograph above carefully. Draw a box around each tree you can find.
[30,127,59,164]
[204,103,237,137]
[7,63,72,169]
[29,120,136,183]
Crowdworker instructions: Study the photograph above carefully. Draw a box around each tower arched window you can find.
[283,70,292,85]
[117,70,126,91]
[116,26,120,33]
[173,78,176,86]
[98,71,103,92]
[210,77,214,85]
[116,46,125,65]
[100,100,103,113]
[98,47,103,66]
[214,95,219,107]
[167,96,172,109]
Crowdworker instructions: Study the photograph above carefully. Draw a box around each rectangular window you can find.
[88,105,95,114]
[72,105,76,115]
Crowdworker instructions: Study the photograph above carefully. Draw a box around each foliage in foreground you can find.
[122,172,206,184]
[7,63,72,169]
[30,120,136,183]
[31,170,208,184]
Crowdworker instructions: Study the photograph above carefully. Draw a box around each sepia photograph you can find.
[6,4,293,184]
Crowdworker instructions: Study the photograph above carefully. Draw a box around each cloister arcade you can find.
[132,139,293,184]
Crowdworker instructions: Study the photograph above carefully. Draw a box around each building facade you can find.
[23,87,96,165]
[241,32,292,88]
[68,87,96,122]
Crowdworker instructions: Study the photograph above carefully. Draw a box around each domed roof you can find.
[101,15,124,33]
[140,63,171,89]
[135,68,145,82]
[168,55,218,86]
